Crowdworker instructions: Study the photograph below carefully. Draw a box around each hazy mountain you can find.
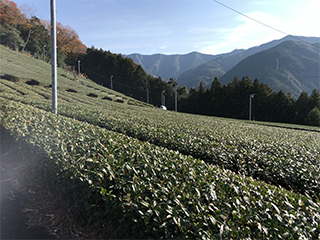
[219,40,320,98]
[177,35,320,90]
[125,52,218,80]
[125,36,319,97]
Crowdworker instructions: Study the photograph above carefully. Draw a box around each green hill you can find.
[0,45,151,108]
[1,45,319,239]
[125,51,217,79]
[219,41,320,98]
[176,36,319,94]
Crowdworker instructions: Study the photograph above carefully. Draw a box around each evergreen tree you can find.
[294,91,310,124]
[305,107,320,126]
[210,77,223,116]
[309,89,320,110]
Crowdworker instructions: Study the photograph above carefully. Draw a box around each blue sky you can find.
[13,0,320,55]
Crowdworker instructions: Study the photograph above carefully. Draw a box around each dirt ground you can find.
[1,153,56,239]
[0,128,106,239]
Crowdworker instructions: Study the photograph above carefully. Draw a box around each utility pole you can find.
[249,94,255,121]
[161,90,165,106]
[175,88,177,112]
[78,60,81,83]
[110,75,113,90]
[51,0,57,114]
[43,45,46,61]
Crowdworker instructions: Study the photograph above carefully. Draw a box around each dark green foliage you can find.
[1,74,20,82]
[87,93,98,98]
[79,47,179,109]
[1,100,319,239]
[1,45,319,238]
[306,107,320,126]
[66,89,77,93]
[115,99,124,103]
[25,79,40,85]
[179,76,319,126]
[0,23,24,50]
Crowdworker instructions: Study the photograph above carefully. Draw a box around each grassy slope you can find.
[1,45,320,239]
[0,45,151,108]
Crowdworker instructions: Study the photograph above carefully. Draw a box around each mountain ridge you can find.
[177,35,320,90]
[218,40,320,98]
[125,35,319,98]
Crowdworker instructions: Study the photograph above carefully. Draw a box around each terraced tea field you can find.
[1,45,319,239]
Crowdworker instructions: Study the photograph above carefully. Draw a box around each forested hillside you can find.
[178,77,320,126]
[219,41,320,98]
[1,0,319,126]
[0,0,86,67]
[125,52,218,79]
[177,36,320,93]
[1,44,320,239]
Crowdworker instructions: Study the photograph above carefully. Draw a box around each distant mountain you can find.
[219,40,319,98]
[177,35,320,90]
[125,36,319,97]
[125,52,217,80]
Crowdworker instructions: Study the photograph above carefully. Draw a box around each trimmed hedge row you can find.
[1,100,319,239]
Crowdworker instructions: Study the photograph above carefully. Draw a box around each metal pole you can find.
[110,75,113,90]
[78,60,81,83]
[175,89,177,112]
[161,90,165,106]
[249,95,252,121]
[43,45,46,61]
[51,0,57,114]
[249,94,255,121]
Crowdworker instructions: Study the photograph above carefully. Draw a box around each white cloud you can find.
[200,11,285,54]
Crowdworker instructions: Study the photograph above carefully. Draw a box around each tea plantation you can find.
[0,45,319,239]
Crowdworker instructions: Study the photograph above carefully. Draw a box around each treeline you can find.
[79,47,319,126]
[79,47,176,106]
[2,0,319,126]
[0,0,86,67]
[178,77,320,126]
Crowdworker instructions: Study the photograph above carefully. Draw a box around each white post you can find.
[51,0,57,114]
[110,75,113,90]
[175,89,177,112]
[78,60,81,83]
[249,94,255,121]
[43,45,46,61]
[161,90,165,106]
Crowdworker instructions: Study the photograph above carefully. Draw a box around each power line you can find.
[212,0,320,49]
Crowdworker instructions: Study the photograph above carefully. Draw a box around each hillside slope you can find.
[177,35,320,91]
[125,51,218,79]
[219,41,320,98]
[0,45,150,109]
[1,44,320,239]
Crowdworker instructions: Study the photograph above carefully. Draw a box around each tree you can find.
[177,86,189,97]
[55,22,87,65]
[20,16,42,52]
[0,0,25,27]
[198,81,206,93]
[0,0,25,49]
[168,78,178,88]
[309,89,320,110]
[252,78,273,121]
[294,91,310,124]
[0,23,23,49]
[305,107,320,126]
[269,90,295,123]
[210,77,223,116]
[42,20,87,65]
